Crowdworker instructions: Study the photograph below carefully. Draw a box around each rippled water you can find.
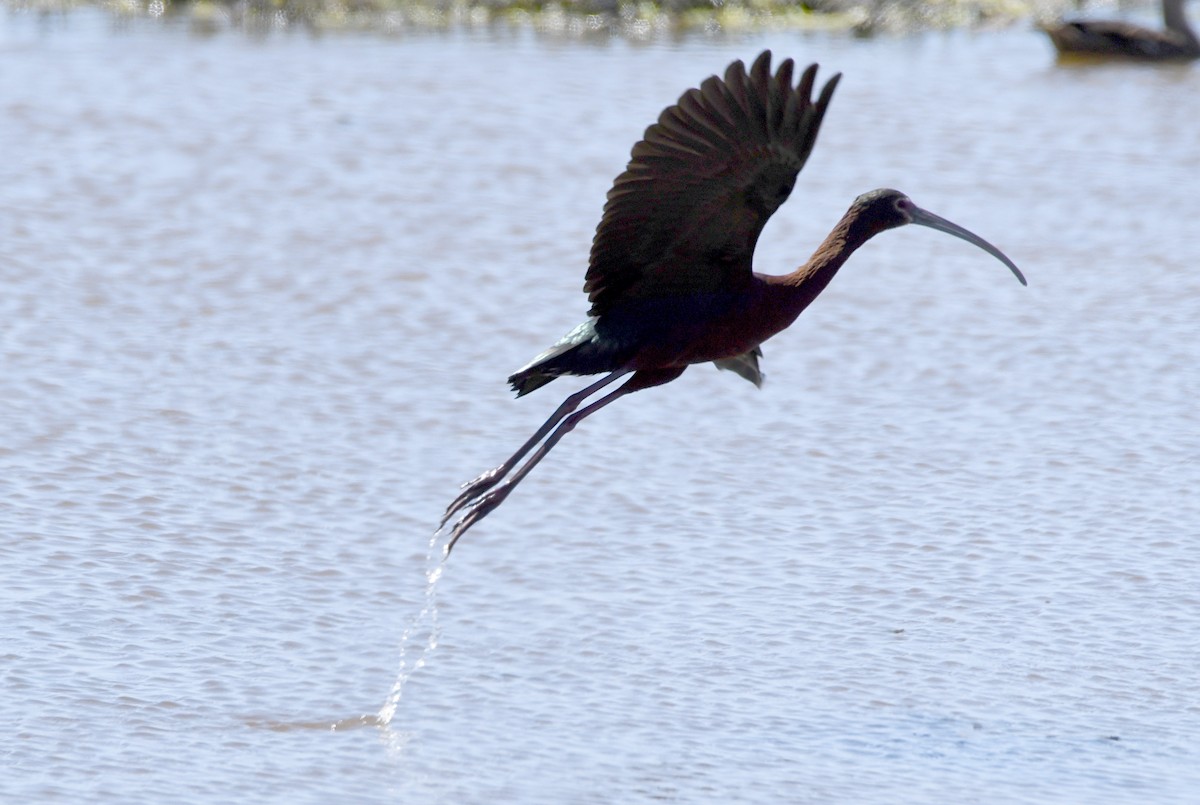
[3,8,1199,803]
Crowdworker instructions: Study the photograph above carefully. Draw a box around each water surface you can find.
[3,10,1199,803]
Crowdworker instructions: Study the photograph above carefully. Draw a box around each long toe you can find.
[445,485,513,554]
[440,468,504,528]
[460,466,501,491]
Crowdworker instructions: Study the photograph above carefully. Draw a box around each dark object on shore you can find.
[440,51,1025,553]
[1041,0,1200,60]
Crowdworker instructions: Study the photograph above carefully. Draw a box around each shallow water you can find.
[3,9,1199,803]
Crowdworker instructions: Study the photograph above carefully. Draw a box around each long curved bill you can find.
[910,206,1027,286]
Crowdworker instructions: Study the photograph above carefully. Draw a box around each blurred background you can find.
[2,3,1198,803]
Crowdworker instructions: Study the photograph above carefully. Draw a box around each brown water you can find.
[3,9,1200,803]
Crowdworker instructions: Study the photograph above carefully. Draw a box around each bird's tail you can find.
[507,335,592,397]
[506,318,628,397]
[508,366,559,397]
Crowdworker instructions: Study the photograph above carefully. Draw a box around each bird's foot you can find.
[439,466,505,529]
[444,483,514,555]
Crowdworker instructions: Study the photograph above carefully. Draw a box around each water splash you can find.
[377,531,447,727]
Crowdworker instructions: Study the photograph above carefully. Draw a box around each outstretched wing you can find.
[583,51,841,318]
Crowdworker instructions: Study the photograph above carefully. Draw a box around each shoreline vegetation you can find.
[5,0,1064,37]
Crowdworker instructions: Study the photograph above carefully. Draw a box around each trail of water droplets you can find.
[243,535,449,736]
[377,532,447,728]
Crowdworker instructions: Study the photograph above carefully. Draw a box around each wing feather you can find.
[583,52,842,317]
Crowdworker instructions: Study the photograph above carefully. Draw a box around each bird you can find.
[1041,0,1200,60]
[439,51,1026,554]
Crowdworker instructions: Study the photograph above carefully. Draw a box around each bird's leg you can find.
[443,367,685,554]
[439,369,632,528]
[444,380,637,554]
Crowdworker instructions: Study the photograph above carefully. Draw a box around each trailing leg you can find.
[443,367,685,554]
[440,370,631,528]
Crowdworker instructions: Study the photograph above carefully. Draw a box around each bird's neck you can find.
[1164,0,1200,47]
[771,210,879,316]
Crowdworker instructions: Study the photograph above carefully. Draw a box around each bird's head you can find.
[852,188,1027,286]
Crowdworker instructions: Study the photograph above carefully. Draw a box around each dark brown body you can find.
[508,192,888,395]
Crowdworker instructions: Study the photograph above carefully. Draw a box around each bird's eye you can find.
[895,197,913,214]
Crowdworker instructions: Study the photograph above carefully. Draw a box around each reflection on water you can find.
[2,8,1200,804]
